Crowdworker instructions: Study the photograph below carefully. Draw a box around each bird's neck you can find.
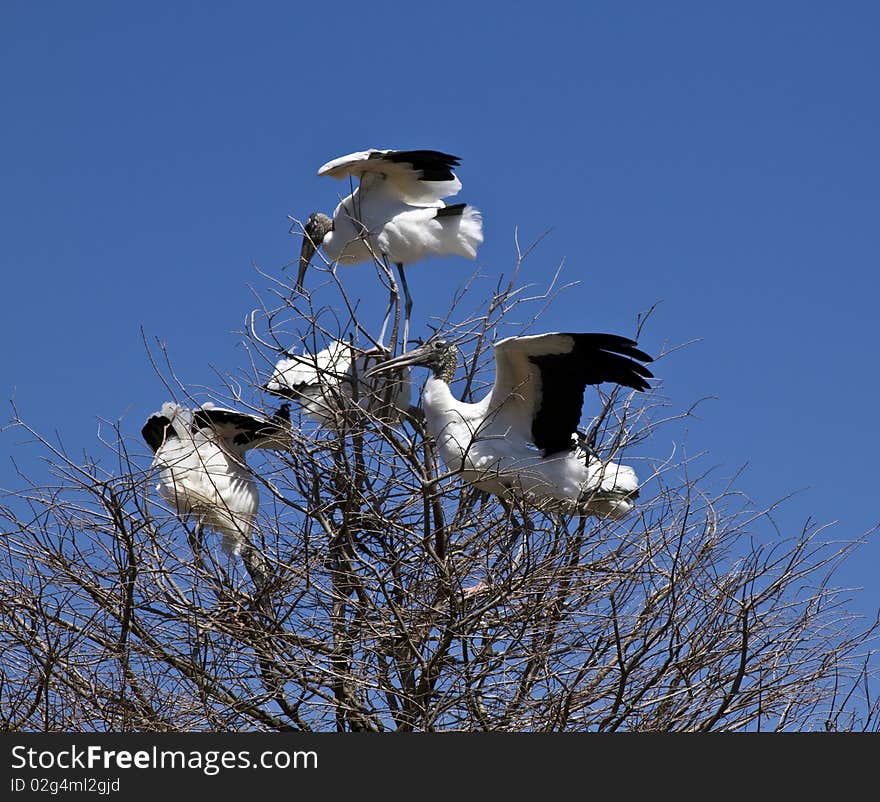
[435,349,459,384]
[421,376,460,439]
[422,375,459,421]
[423,374,454,402]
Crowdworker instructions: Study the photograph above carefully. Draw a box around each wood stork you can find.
[367,332,654,518]
[141,401,291,599]
[264,339,412,428]
[296,149,484,347]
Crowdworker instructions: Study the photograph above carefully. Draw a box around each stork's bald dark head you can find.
[296,212,333,293]
[365,339,459,385]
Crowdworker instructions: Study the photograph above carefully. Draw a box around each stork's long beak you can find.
[296,236,317,293]
[364,345,432,377]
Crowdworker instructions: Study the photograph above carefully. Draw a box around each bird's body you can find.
[142,402,291,554]
[369,333,653,518]
[420,377,640,517]
[297,149,483,345]
[319,183,483,269]
[264,340,411,427]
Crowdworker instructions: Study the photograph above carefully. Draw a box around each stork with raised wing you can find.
[264,339,412,428]
[141,402,291,604]
[296,149,483,347]
[368,333,653,518]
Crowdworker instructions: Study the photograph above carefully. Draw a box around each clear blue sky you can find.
[2,3,878,627]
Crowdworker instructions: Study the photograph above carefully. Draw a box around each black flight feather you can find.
[528,333,654,456]
[192,408,287,448]
[377,150,461,183]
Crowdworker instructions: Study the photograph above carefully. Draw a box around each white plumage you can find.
[368,332,654,518]
[296,149,484,345]
[141,401,291,554]
[264,340,412,427]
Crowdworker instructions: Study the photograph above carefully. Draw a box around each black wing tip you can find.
[630,374,653,392]
[194,405,291,447]
[379,149,462,182]
[563,332,656,391]
[616,359,655,392]
[192,407,255,435]
[566,333,655,364]
[565,331,652,354]
[383,149,461,164]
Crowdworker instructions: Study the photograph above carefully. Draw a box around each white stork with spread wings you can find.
[296,149,483,346]
[368,332,653,518]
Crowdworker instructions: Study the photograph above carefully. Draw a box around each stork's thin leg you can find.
[395,262,413,349]
[376,256,401,350]
[377,293,394,348]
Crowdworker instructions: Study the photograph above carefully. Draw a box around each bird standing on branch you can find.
[142,402,292,606]
[264,339,412,428]
[296,148,483,348]
[368,332,654,518]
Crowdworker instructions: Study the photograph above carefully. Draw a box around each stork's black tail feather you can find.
[436,202,468,218]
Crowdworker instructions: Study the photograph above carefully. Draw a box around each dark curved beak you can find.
[364,346,430,378]
[297,236,317,293]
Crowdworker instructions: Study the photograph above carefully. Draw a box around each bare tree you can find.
[1,242,877,732]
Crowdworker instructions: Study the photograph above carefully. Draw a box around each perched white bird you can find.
[264,339,411,428]
[141,401,291,555]
[296,149,484,346]
[368,333,654,518]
